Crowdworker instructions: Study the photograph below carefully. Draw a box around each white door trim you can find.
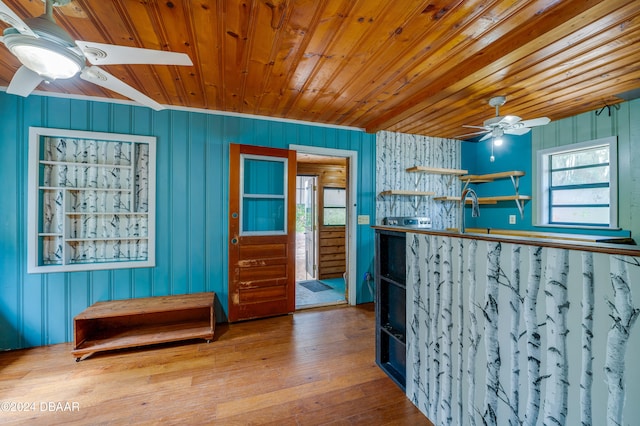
[290,144,358,306]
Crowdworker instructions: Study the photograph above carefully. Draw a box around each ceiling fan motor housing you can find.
[483,116,504,127]
[24,14,76,46]
[488,96,507,108]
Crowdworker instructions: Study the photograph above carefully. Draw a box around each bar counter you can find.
[373,225,640,425]
[373,225,640,256]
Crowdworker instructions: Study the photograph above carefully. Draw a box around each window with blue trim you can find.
[537,137,617,228]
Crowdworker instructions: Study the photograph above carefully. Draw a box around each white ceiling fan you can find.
[457,96,550,142]
[0,0,192,110]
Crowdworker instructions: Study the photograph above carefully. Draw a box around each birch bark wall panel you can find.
[405,233,640,425]
[376,131,461,229]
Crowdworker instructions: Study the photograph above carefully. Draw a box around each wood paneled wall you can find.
[318,228,346,279]
[297,160,347,279]
[532,98,640,239]
[462,98,640,239]
[0,92,376,350]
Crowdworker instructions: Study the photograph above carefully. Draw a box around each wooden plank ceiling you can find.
[0,0,639,139]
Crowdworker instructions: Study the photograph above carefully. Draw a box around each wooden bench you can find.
[72,292,215,361]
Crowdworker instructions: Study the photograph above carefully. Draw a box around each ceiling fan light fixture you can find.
[492,127,504,146]
[4,33,84,80]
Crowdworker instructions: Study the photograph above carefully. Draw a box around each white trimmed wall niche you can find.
[27,127,156,273]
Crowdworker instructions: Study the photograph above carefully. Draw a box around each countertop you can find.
[372,225,640,257]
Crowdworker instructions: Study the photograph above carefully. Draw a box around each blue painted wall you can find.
[461,98,640,239]
[461,133,534,230]
[0,92,376,350]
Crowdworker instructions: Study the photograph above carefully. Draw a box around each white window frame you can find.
[239,153,288,236]
[27,127,156,273]
[536,136,618,229]
[323,187,347,226]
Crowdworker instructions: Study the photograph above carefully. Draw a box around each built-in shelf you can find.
[375,230,407,391]
[27,127,156,273]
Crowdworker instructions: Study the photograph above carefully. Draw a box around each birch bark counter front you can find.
[373,226,640,426]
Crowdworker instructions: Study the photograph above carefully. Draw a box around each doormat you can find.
[299,280,332,292]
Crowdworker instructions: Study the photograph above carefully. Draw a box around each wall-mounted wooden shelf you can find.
[459,170,525,183]
[406,166,468,175]
[434,196,498,205]
[457,170,530,218]
[379,190,436,197]
[480,195,531,202]
[407,166,469,190]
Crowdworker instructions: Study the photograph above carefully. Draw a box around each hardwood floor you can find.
[0,304,430,425]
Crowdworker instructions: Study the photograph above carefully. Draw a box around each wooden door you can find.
[228,144,296,322]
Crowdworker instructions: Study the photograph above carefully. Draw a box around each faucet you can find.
[460,188,480,233]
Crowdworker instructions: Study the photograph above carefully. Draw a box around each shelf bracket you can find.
[509,175,520,197]
[515,198,525,219]
[461,178,471,194]
[509,175,525,219]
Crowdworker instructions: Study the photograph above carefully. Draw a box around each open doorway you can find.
[295,154,348,309]
[296,176,317,282]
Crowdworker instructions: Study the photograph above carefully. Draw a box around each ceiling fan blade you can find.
[80,66,164,111]
[518,117,550,127]
[479,132,493,141]
[6,65,43,97]
[76,41,193,66]
[499,115,521,125]
[454,130,490,139]
[0,1,38,38]
[462,125,489,130]
[505,127,531,136]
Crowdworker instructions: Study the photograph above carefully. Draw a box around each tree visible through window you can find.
[537,137,617,227]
